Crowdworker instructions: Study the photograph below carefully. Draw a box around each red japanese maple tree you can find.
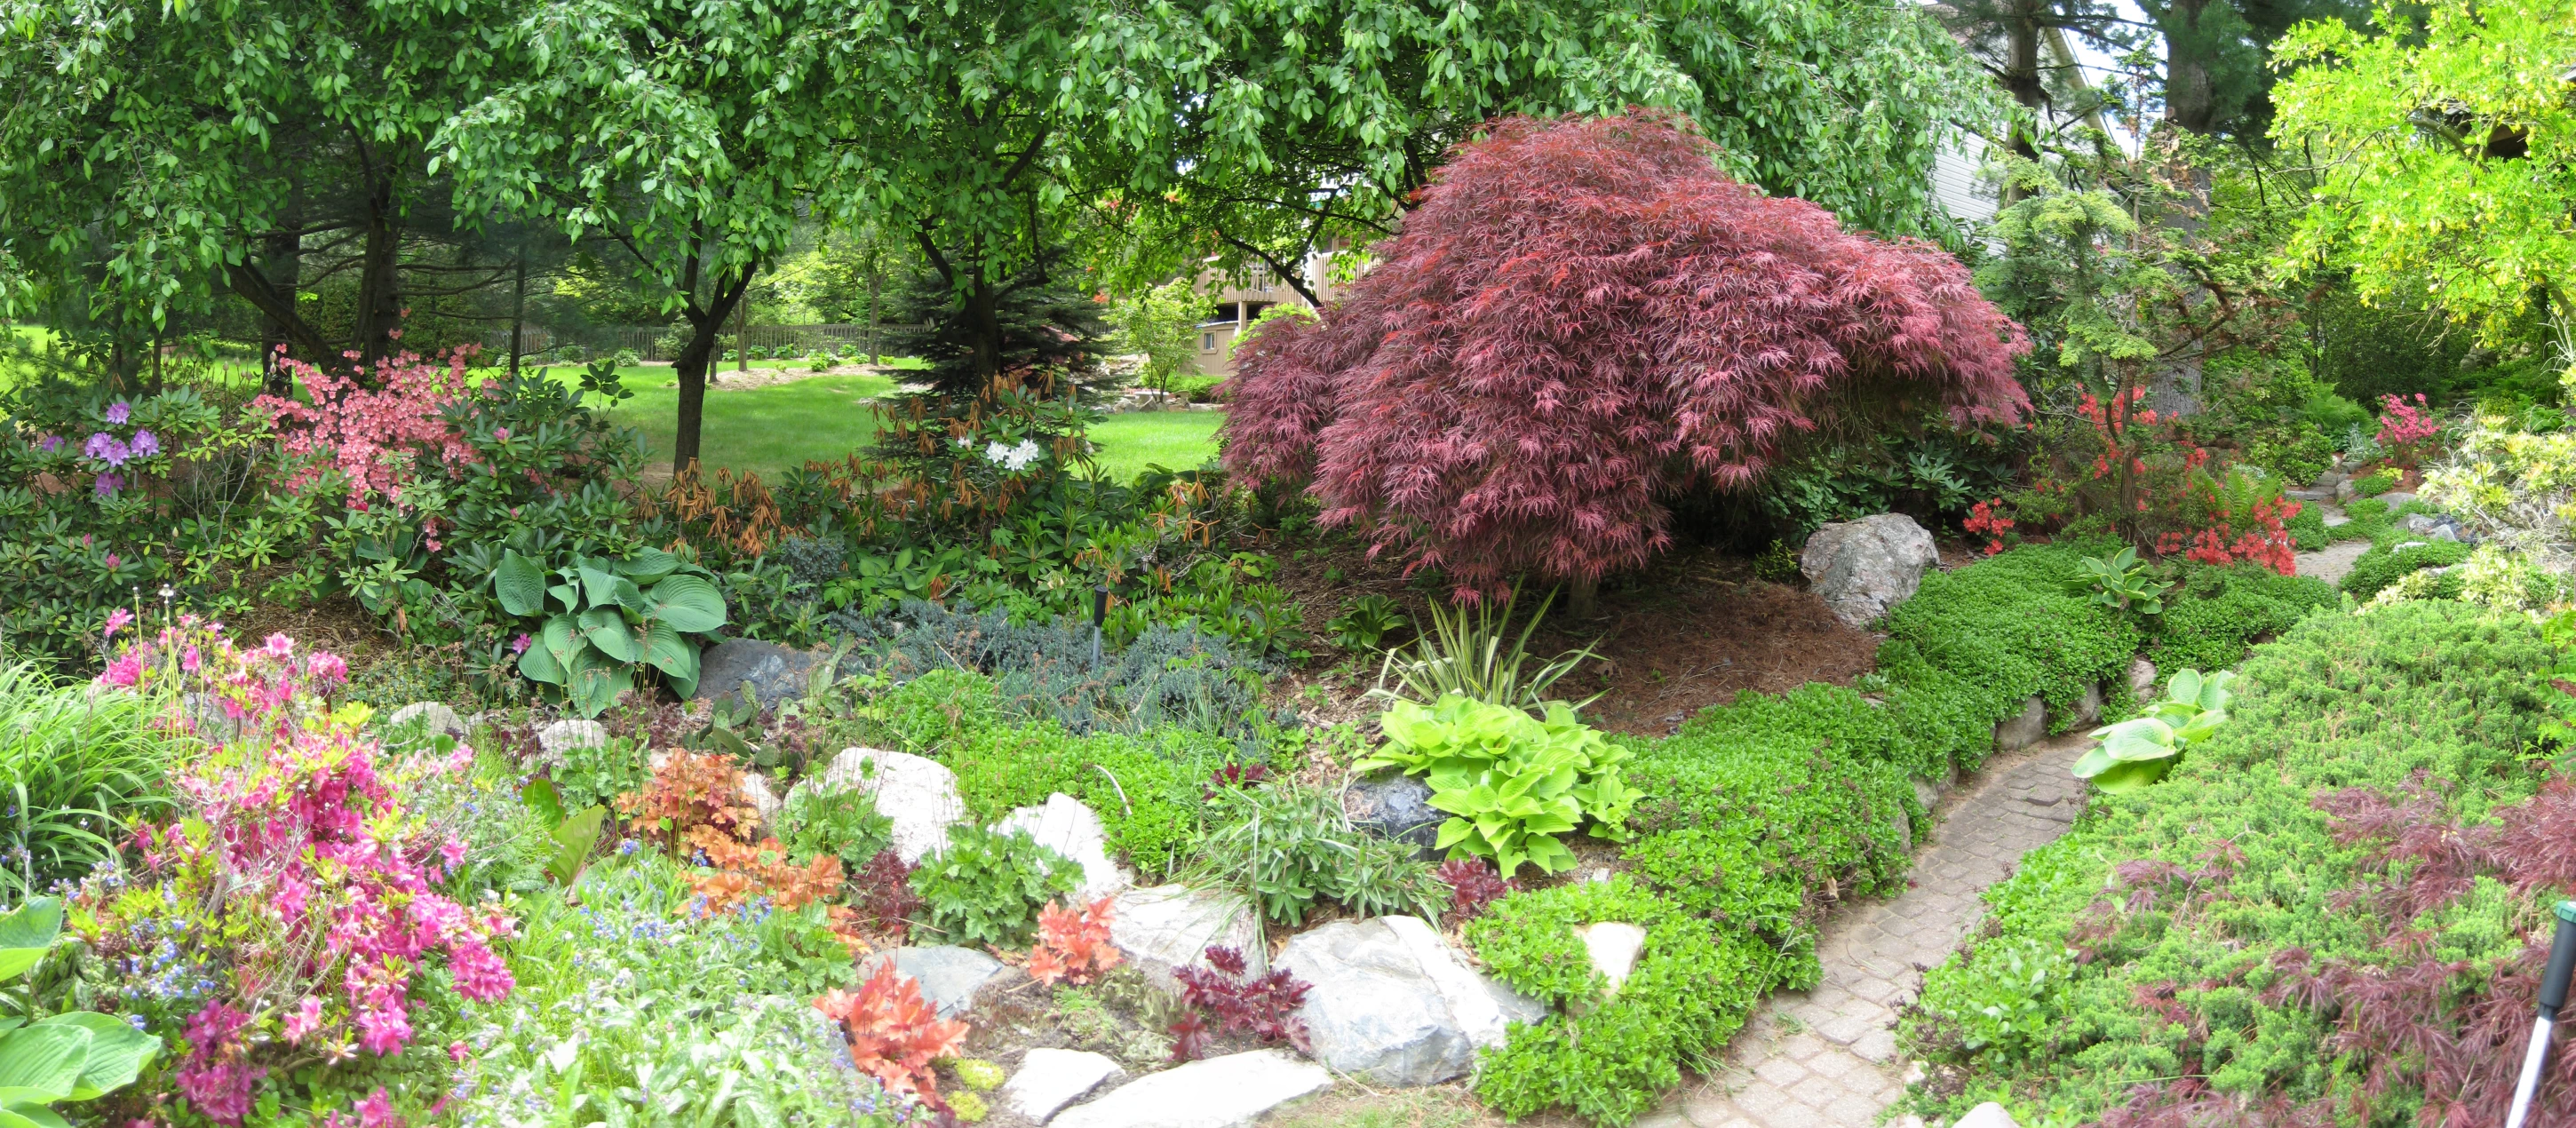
[1224,111,2031,609]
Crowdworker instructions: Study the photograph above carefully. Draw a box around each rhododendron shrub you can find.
[1224,112,2029,605]
[68,620,513,1125]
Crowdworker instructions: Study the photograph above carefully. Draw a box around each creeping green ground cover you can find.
[1900,600,2561,1124]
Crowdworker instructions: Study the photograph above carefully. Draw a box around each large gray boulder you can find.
[387,702,465,738]
[1275,916,1546,1086]
[801,748,964,863]
[1801,514,1941,630]
[537,719,609,759]
[1108,885,1267,995]
[1050,1050,1332,1128]
[692,639,829,709]
[859,946,1003,1019]
[998,793,1128,900]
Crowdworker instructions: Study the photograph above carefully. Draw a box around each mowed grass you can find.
[1084,410,1227,481]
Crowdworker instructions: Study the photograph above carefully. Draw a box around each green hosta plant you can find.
[2072,546,2174,615]
[0,898,163,1128]
[1325,594,1409,651]
[2071,668,2235,793]
[492,547,728,717]
[1358,694,1636,877]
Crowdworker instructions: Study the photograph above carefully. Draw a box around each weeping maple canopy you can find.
[1223,112,2031,601]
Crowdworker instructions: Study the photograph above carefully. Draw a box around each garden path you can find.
[2296,503,2366,586]
[1637,734,2090,1128]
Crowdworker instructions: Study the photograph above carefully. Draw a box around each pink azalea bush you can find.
[2374,392,2442,470]
[76,618,513,1125]
[253,350,482,512]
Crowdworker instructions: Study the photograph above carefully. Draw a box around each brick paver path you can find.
[1640,736,2089,1128]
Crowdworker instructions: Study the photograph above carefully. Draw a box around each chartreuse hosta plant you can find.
[1359,694,1635,877]
[0,897,161,1128]
[2073,546,2174,615]
[492,547,727,717]
[2072,669,2235,793]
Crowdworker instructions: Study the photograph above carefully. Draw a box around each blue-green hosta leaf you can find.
[0,899,62,982]
[2070,743,2122,780]
[548,582,579,613]
[2086,756,2175,794]
[39,1013,157,1100]
[494,551,548,616]
[616,547,682,585]
[642,573,727,634]
[1434,818,1479,852]
[641,622,700,696]
[1521,835,1578,874]
[564,647,633,719]
[578,607,640,663]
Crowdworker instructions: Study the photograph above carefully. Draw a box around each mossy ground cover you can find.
[1900,600,2564,1125]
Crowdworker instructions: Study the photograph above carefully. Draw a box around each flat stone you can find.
[1346,773,1443,857]
[739,773,782,834]
[1993,695,2046,752]
[2377,491,2417,507]
[2283,488,2334,503]
[998,793,1129,900]
[692,639,828,710]
[1277,917,1544,1085]
[387,702,465,737]
[808,748,964,863]
[860,946,1003,1019]
[537,719,608,758]
[2430,524,2459,542]
[1801,514,1940,630]
[1109,885,1267,995]
[1051,1049,1332,1128]
[1002,1048,1122,1123]
[1958,1102,2023,1128]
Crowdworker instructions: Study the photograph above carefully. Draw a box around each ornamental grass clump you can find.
[68,618,514,1125]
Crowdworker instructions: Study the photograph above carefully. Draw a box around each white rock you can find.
[2127,657,2158,700]
[1800,513,1941,630]
[537,719,608,758]
[1577,922,1648,997]
[739,773,782,834]
[998,793,1130,900]
[1051,1049,1332,1128]
[1002,1049,1123,1123]
[1956,1102,2023,1128]
[858,946,1003,1019]
[1109,885,1266,995]
[387,702,465,737]
[1277,917,1545,1085]
[809,748,964,864]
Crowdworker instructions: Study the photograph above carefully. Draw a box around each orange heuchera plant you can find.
[815,965,969,1105]
[1028,896,1121,986]
[690,837,847,911]
[615,750,757,852]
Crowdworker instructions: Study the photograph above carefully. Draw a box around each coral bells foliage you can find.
[1168,946,1311,1061]
[1224,111,2029,599]
[253,349,479,512]
[1027,896,1122,986]
[814,964,968,1108]
[83,620,513,1125]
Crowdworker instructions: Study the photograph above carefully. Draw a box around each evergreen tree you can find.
[881,251,1117,400]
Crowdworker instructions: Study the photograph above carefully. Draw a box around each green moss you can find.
[2145,563,2338,674]
[2338,538,2472,600]
[1898,601,2556,1124]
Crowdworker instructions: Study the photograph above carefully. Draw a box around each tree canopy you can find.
[1223,113,2030,608]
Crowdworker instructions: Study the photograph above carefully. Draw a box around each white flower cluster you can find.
[984,437,1046,473]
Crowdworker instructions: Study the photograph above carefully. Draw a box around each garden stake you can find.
[1090,584,1109,664]
[2507,900,2576,1128]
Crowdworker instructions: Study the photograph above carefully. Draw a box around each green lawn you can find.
[1084,410,1227,481]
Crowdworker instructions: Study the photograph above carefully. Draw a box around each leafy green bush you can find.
[2145,561,2338,673]
[1884,539,2140,727]
[1372,587,1597,712]
[775,783,894,874]
[1468,877,1771,1125]
[0,664,185,902]
[2338,536,2472,600]
[2353,466,2399,496]
[1324,593,1408,650]
[2072,545,2173,614]
[1184,782,1445,925]
[909,824,1081,948]
[1359,695,1634,876]
[1898,601,2557,1124]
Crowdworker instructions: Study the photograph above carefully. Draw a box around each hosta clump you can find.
[75,619,513,1125]
[2071,668,2233,793]
[908,824,1080,948]
[1357,695,1635,877]
[488,545,728,716]
[0,897,163,1128]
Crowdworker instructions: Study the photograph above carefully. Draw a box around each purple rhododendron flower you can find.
[131,429,160,457]
[104,400,131,425]
[37,433,61,453]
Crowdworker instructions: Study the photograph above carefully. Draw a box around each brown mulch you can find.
[1267,539,1884,737]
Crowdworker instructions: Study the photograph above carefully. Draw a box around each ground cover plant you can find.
[1898,600,2572,1124]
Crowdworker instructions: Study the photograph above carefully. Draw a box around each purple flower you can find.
[131,430,160,457]
[93,473,122,496]
[37,433,61,453]
[104,401,131,425]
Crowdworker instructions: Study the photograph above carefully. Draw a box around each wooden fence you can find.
[488,323,893,362]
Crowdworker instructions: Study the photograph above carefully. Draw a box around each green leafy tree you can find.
[1109,280,1205,397]
[439,0,844,472]
[2272,0,2576,387]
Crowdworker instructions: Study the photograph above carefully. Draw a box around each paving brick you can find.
[1753,1055,1808,1088]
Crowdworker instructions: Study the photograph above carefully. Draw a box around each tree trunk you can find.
[672,267,755,473]
[352,163,404,369]
[258,228,300,395]
[2004,12,2047,160]
[966,274,1004,386]
[1568,573,1600,619]
[2161,0,2217,134]
[510,247,529,380]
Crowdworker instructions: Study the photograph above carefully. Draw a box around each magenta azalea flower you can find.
[105,608,132,639]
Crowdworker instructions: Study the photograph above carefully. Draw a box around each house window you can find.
[1202,332,1217,352]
